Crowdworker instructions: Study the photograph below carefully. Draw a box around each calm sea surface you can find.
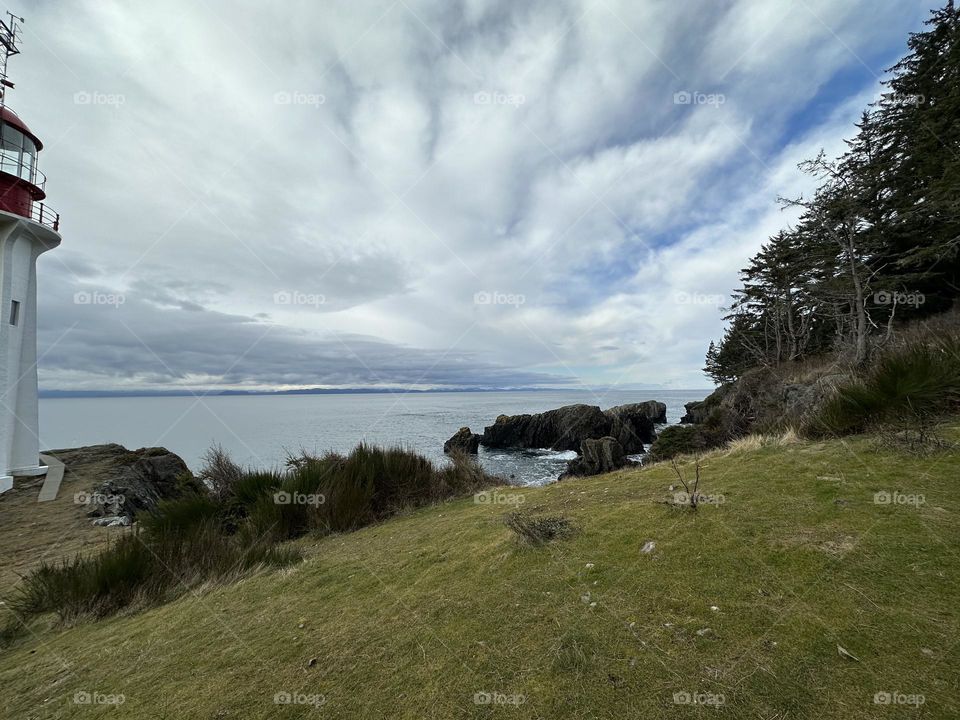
[39,389,710,486]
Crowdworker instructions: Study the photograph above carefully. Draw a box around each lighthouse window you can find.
[0,125,21,175]
[0,124,37,183]
[9,300,20,326]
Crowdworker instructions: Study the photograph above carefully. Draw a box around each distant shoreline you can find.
[40,386,714,400]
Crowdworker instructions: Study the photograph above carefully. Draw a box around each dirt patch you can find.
[0,466,124,591]
[776,528,857,557]
[0,444,191,591]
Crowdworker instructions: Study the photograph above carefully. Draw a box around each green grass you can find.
[1,429,959,718]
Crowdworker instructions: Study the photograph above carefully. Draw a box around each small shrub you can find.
[10,535,153,620]
[875,424,954,456]
[436,450,494,497]
[314,465,374,534]
[231,469,286,510]
[647,425,707,462]
[247,463,332,541]
[199,444,244,501]
[669,457,704,510]
[342,443,437,516]
[139,494,222,537]
[504,512,574,545]
[305,445,494,535]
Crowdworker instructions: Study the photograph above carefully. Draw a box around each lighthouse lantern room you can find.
[0,12,60,492]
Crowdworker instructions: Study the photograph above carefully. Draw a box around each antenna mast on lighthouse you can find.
[0,11,23,110]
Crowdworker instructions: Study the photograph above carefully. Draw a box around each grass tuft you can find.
[504,512,574,545]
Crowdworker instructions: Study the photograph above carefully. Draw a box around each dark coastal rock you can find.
[481,404,610,452]
[653,369,855,461]
[443,427,481,454]
[680,400,711,424]
[603,403,662,451]
[44,443,197,522]
[560,437,637,479]
[612,400,667,424]
[480,401,665,454]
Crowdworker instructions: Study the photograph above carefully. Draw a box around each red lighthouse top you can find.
[0,12,58,231]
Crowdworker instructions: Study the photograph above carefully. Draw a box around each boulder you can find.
[45,444,197,522]
[680,400,711,424]
[481,404,610,452]
[603,403,661,452]
[443,427,481,454]
[560,437,636,479]
[613,400,667,423]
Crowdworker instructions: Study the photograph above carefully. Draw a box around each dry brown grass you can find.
[725,428,801,455]
[0,456,130,590]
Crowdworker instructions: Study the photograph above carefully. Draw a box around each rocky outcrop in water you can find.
[680,400,711,424]
[479,402,663,454]
[612,400,666,424]
[481,404,608,452]
[45,444,198,524]
[560,436,637,479]
[603,403,662,450]
[443,427,481,454]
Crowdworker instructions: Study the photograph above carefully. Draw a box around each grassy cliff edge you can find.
[2,428,959,719]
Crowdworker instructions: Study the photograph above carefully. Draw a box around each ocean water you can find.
[39,389,710,486]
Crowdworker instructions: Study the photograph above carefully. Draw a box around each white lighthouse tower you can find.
[0,13,60,493]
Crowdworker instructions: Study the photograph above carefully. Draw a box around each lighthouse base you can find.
[0,211,61,495]
[11,462,48,476]
[0,462,48,493]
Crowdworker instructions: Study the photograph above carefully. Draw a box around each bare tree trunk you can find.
[785,288,797,361]
[846,234,869,365]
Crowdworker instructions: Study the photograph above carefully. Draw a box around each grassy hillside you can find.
[2,430,959,719]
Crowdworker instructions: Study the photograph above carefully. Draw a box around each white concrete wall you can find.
[0,212,60,489]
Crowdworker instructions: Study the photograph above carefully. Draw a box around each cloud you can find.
[16,0,929,391]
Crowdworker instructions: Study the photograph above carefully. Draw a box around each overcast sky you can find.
[14,0,931,392]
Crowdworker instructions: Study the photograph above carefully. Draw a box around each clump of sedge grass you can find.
[4,442,499,638]
[504,511,574,545]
